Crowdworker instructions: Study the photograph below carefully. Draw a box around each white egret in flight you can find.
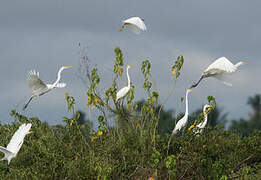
[116,65,134,101]
[0,123,32,164]
[23,66,72,110]
[172,89,194,135]
[119,17,147,34]
[191,57,248,88]
[193,104,213,134]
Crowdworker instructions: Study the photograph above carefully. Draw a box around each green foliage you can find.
[171,55,184,79]
[0,119,260,179]
[208,95,216,108]
[141,60,152,93]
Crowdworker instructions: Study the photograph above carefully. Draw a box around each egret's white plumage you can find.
[194,104,213,134]
[172,89,194,135]
[23,66,72,110]
[120,17,146,34]
[0,123,32,164]
[116,65,134,101]
[191,57,248,88]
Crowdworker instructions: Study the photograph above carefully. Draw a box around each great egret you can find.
[172,89,194,135]
[193,104,213,134]
[0,123,32,164]
[191,57,248,88]
[23,66,72,110]
[119,17,147,34]
[116,65,134,101]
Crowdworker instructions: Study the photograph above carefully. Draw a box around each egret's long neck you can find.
[127,68,130,88]
[202,112,208,127]
[52,68,63,87]
[185,91,189,116]
[235,62,243,68]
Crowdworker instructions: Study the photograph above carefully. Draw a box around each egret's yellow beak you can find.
[188,125,195,131]
[27,131,33,135]
[242,62,249,64]
[64,66,72,69]
[188,89,195,93]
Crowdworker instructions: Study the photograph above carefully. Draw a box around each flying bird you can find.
[23,66,72,110]
[119,17,147,34]
[192,104,213,134]
[116,65,134,101]
[191,57,248,88]
[0,123,32,164]
[172,89,194,135]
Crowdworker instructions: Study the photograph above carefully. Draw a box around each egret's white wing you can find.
[126,24,142,34]
[6,124,32,154]
[205,57,236,73]
[28,70,47,94]
[173,114,188,134]
[116,86,129,101]
[123,17,146,34]
[213,74,233,86]
[0,146,13,155]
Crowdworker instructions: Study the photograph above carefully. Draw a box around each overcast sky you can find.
[0,0,260,125]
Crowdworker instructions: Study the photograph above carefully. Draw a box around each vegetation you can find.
[0,47,260,179]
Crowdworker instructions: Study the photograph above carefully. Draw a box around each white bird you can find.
[172,89,194,135]
[116,65,134,101]
[119,17,147,34]
[191,57,248,88]
[23,66,72,110]
[193,104,213,134]
[0,123,32,164]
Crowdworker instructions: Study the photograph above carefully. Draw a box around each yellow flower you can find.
[90,97,100,110]
[188,124,195,131]
[91,136,98,142]
[69,119,74,126]
[97,130,103,136]
[148,177,155,180]
[171,70,176,77]
[94,97,99,103]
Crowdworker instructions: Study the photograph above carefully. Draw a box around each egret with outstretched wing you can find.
[23,66,72,110]
[0,123,32,164]
[191,57,248,88]
[119,17,147,34]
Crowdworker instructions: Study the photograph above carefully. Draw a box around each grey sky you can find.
[0,0,260,125]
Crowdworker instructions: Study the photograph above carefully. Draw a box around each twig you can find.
[233,154,254,171]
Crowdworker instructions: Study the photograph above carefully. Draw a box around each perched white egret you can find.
[119,17,147,34]
[172,89,194,135]
[116,65,134,101]
[193,104,213,134]
[23,66,72,110]
[0,123,32,164]
[191,57,248,88]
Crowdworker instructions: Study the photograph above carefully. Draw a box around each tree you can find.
[229,94,261,137]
